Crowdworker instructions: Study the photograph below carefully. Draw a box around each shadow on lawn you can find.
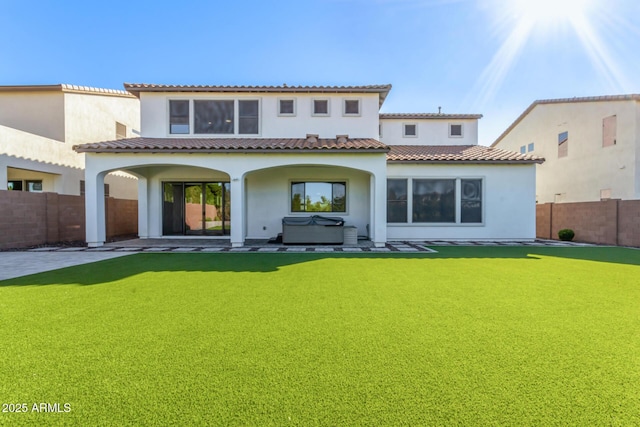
[1,246,638,287]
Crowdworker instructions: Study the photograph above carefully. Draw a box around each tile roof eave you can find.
[74,147,389,154]
[386,159,545,165]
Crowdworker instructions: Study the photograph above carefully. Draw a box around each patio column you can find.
[370,171,387,247]
[230,176,245,247]
[137,176,149,238]
[85,169,106,247]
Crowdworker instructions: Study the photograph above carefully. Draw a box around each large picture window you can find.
[387,178,483,224]
[172,99,260,135]
[291,181,346,212]
[413,179,456,223]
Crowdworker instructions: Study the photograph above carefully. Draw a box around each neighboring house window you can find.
[520,146,526,154]
[403,123,417,137]
[278,99,296,116]
[7,180,23,191]
[343,99,360,116]
[528,142,534,152]
[449,124,463,137]
[603,115,617,147]
[80,180,110,197]
[461,179,482,223]
[413,179,456,223]
[291,181,346,212]
[312,99,329,116]
[26,180,43,192]
[387,178,483,224]
[379,124,382,138]
[387,179,408,223]
[194,100,234,134]
[116,122,127,140]
[169,100,190,134]
[239,100,259,134]
[558,131,568,158]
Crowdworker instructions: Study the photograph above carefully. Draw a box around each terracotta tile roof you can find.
[73,137,389,153]
[0,84,134,98]
[124,83,392,106]
[387,145,544,164]
[491,94,640,147]
[380,113,483,120]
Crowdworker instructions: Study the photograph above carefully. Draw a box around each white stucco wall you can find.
[64,92,140,146]
[139,92,380,139]
[83,152,388,247]
[494,100,639,202]
[245,166,371,239]
[386,163,537,240]
[380,119,479,146]
[0,91,140,199]
[0,91,65,141]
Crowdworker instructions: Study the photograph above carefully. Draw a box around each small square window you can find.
[528,142,534,152]
[279,99,295,116]
[343,99,360,116]
[313,99,329,116]
[520,146,526,154]
[403,123,417,137]
[449,124,463,137]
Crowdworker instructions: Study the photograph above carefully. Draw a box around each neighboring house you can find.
[74,83,542,247]
[491,94,640,203]
[0,84,140,199]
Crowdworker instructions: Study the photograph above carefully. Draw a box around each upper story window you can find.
[313,99,329,116]
[527,142,534,152]
[169,100,190,134]
[278,99,296,116]
[195,100,234,134]
[603,115,617,147]
[343,99,360,116]
[170,99,260,135]
[239,100,259,134]
[558,131,568,158]
[520,146,526,154]
[403,123,417,137]
[449,123,463,137]
[116,122,126,139]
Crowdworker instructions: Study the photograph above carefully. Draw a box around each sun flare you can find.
[469,0,631,109]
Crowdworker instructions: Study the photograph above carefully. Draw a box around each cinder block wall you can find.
[537,200,640,247]
[0,190,137,250]
[618,200,640,247]
[0,190,48,249]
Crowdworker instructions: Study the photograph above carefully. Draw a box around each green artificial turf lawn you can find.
[1,247,639,426]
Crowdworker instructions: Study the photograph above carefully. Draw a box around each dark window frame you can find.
[291,181,346,213]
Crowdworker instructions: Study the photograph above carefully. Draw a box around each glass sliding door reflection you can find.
[162,181,231,236]
[184,183,205,234]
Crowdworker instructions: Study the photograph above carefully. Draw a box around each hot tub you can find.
[282,215,344,244]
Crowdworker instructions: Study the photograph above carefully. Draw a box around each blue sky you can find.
[2,0,639,145]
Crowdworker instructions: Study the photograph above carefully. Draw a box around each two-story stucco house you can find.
[491,94,640,203]
[0,84,140,199]
[73,83,542,247]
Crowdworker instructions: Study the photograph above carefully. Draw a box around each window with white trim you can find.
[278,99,296,116]
[291,181,346,212]
[527,142,534,152]
[520,146,526,154]
[169,100,190,134]
[170,99,260,135]
[449,123,463,137]
[387,178,483,224]
[312,99,330,116]
[403,123,417,137]
[343,99,360,116]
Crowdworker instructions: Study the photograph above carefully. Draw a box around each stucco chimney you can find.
[306,134,319,143]
[336,134,349,143]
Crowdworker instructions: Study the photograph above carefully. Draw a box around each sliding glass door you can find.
[163,182,230,236]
